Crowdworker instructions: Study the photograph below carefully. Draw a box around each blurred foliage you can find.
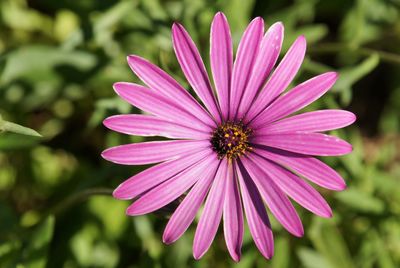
[0,0,400,267]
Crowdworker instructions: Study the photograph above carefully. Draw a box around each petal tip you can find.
[112,187,129,200]
[172,22,183,32]
[125,205,138,216]
[215,11,226,18]
[102,117,111,128]
[162,234,174,245]
[262,249,274,260]
[112,82,125,95]
[230,253,241,262]
[292,226,305,237]
[193,251,203,260]
[101,149,111,161]
[349,111,357,124]
[127,54,139,65]
[272,21,284,29]
[253,17,264,23]
[324,209,333,218]
[296,35,307,46]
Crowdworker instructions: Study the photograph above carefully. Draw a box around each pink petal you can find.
[104,114,210,140]
[252,154,332,217]
[127,55,216,127]
[255,147,346,191]
[172,23,221,123]
[257,109,356,133]
[251,72,338,128]
[245,36,307,121]
[236,22,284,120]
[113,82,212,131]
[253,133,352,156]
[210,12,233,120]
[223,163,243,262]
[163,160,219,244]
[193,158,228,259]
[112,149,211,200]
[236,161,274,259]
[101,140,210,165]
[241,157,304,237]
[126,154,218,215]
[229,17,264,120]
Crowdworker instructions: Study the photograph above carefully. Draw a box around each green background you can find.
[1,0,399,267]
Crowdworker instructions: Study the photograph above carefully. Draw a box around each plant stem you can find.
[50,187,114,215]
[309,42,400,65]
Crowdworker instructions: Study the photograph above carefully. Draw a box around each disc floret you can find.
[211,121,253,159]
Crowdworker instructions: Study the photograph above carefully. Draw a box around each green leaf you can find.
[333,54,379,105]
[271,237,291,268]
[21,216,55,268]
[0,116,41,137]
[219,0,256,37]
[298,248,333,268]
[0,132,41,150]
[336,188,384,214]
[133,216,162,259]
[0,56,6,79]
[309,218,355,268]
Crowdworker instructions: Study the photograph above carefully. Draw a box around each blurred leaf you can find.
[0,57,6,79]
[297,24,328,43]
[333,54,379,105]
[70,223,119,267]
[309,218,355,268]
[1,45,97,84]
[0,132,41,150]
[336,188,385,214]
[219,0,256,37]
[20,216,55,268]
[270,237,290,268]
[298,248,333,268]
[133,216,162,259]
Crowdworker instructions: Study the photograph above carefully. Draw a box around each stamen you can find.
[210,121,253,159]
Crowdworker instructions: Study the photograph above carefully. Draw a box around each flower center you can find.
[211,121,253,160]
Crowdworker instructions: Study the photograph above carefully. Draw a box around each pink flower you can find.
[102,12,356,261]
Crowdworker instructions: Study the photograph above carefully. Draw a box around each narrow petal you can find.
[245,36,307,122]
[127,55,215,127]
[172,23,221,122]
[102,140,210,165]
[257,110,356,133]
[210,12,233,120]
[193,158,228,259]
[163,161,220,244]
[223,163,243,262]
[126,154,218,215]
[252,154,332,217]
[236,161,274,259]
[104,114,210,140]
[253,133,352,156]
[113,82,212,131]
[112,149,211,200]
[251,72,338,128]
[255,146,346,191]
[241,157,304,237]
[229,17,264,120]
[236,22,284,119]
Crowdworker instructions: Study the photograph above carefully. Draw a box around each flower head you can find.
[102,12,356,261]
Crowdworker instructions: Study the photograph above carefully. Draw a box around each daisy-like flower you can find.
[102,12,355,261]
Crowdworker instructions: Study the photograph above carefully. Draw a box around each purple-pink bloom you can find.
[102,12,356,261]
